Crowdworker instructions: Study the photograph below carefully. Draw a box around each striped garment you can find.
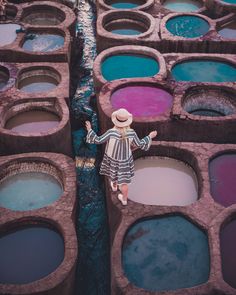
[86,128,152,185]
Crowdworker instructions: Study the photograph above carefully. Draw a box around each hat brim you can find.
[111,111,133,128]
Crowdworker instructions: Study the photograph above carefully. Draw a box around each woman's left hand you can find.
[85,121,92,131]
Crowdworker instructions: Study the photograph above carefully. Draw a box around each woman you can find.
[86,108,157,205]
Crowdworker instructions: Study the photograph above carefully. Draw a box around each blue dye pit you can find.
[172,60,236,82]
[166,15,209,38]
[163,0,202,12]
[110,1,140,8]
[122,216,210,291]
[22,34,64,52]
[218,21,236,39]
[221,0,236,3]
[101,54,159,81]
[0,172,63,211]
[111,29,142,35]
[0,226,64,284]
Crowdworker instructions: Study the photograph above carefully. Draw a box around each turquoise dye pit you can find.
[166,15,209,38]
[111,29,142,35]
[22,34,64,52]
[0,226,64,284]
[0,172,63,211]
[110,1,140,8]
[163,0,202,12]
[122,216,210,291]
[221,0,236,4]
[101,54,159,81]
[172,60,236,82]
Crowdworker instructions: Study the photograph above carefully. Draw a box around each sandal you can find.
[118,193,127,206]
[110,181,118,192]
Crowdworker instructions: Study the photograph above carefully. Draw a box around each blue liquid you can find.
[101,54,159,81]
[172,60,236,82]
[0,172,63,211]
[20,81,57,92]
[218,22,236,39]
[163,0,202,12]
[221,0,236,3]
[111,1,140,8]
[0,226,64,284]
[22,34,64,52]
[111,29,142,35]
[122,216,210,291]
[166,15,209,38]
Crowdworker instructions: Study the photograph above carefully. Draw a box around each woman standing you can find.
[86,108,157,205]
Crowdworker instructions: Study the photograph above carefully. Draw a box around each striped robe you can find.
[86,128,151,184]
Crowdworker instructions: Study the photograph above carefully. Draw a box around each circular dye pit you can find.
[111,85,173,117]
[129,157,198,206]
[163,0,202,12]
[218,21,236,39]
[106,0,145,8]
[166,15,209,38]
[220,219,236,289]
[221,0,236,3]
[5,110,60,133]
[209,153,236,207]
[0,171,63,211]
[101,54,159,81]
[0,67,9,90]
[183,87,235,117]
[122,216,210,291]
[0,225,64,284]
[172,60,236,82]
[0,24,21,47]
[22,33,64,52]
[22,7,65,26]
[106,22,146,35]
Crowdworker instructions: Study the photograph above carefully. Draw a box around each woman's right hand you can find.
[85,121,92,131]
[149,130,157,139]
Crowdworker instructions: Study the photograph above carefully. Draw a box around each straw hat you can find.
[111,108,133,128]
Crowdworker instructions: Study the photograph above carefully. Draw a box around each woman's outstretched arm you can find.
[132,130,157,151]
[85,121,112,144]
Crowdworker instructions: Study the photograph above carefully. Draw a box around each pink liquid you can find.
[5,110,60,133]
[111,86,173,117]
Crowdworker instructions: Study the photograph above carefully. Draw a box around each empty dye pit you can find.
[172,60,236,82]
[220,219,236,289]
[22,33,64,52]
[128,157,198,206]
[106,0,144,8]
[163,0,202,12]
[0,172,63,211]
[111,85,173,117]
[0,67,9,90]
[166,15,209,38]
[0,225,64,284]
[209,153,236,207]
[122,216,210,291]
[18,74,59,93]
[0,24,21,47]
[22,7,65,26]
[5,110,60,133]
[218,21,236,39]
[101,55,159,81]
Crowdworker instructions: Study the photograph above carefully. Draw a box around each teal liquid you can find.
[172,60,236,82]
[22,34,64,52]
[0,172,63,211]
[122,216,210,291]
[163,0,202,12]
[221,0,236,3]
[111,1,140,8]
[166,15,209,38]
[111,29,142,35]
[101,54,159,81]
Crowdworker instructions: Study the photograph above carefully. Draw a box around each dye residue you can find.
[128,157,198,206]
[22,34,64,52]
[189,109,225,116]
[0,24,21,47]
[218,21,236,39]
[0,226,64,284]
[109,0,141,8]
[209,153,236,207]
[101,54,159,81]
[172,60,236,82]
[163,0,202,12]
[220,219,236,289]
[122,216,210,291]
[166,15,209,38]
[111,85,173,117]
[19,76,58,93]
[5,110,60,133]
[0,172,63,211]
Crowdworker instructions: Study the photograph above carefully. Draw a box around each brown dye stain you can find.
[123,227,149,249]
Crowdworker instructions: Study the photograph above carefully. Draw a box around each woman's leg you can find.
[120,184,128,201]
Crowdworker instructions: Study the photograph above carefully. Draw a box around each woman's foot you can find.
[110,181,118,192]
[118,193,127,206]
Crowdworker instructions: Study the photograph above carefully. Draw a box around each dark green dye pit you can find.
[172,60,236,82]
[166,15,209,38]
[122,216,210,291]
[101,54,159,81]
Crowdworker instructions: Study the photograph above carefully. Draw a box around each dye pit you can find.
[163,0,202,12]
[218,21,236,39]
[22,33,64,52]
[18,75,59,93]
[0,24,21,47]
